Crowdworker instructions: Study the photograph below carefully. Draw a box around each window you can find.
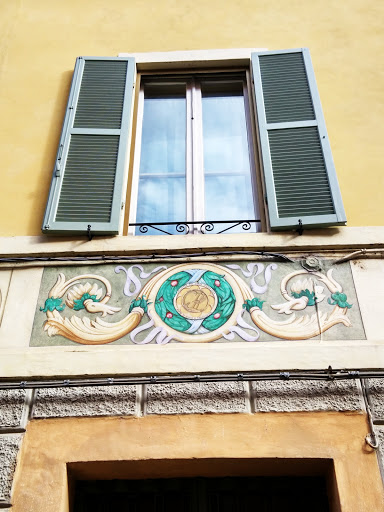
[129,73,261,235]
[42,49,347,236]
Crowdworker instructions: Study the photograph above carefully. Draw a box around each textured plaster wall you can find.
[0,389,30,505]
[145,382,249,415]
[0,435,22,502]
[0,390,26,429]
[376,427,384,479]
[368,379,384,481]
[1,379,383,504]
[30,380,364,419]
[0,0,384,235]
[251,380,363,412]
[33,386,136,418]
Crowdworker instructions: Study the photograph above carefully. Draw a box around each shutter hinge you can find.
[87,225,93,241]
[296,219,304,236]
[56,144,63,176]
[121,201,125,210]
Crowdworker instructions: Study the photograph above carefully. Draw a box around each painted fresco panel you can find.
[30,260,365,346]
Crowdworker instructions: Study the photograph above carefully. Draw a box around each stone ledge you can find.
[1,343,384,378]
[1,227,384,259]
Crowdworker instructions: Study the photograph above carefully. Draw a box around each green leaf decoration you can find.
[203,271,234,303]
[139,296,151,313]
[129,295,150,313]
[129,298,140,313]
[40,297,65,313]
[242,298,265,312]
[73,293,100,311]
[155,272,192,332]
[164,313,191,332]
[291,289,316,306]
[154,298,167,318]
[201,271,236,331]
[328,292,352,309]
[202,313,228,331]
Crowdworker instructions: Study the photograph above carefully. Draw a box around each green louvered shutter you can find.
[251,48,346,230]
[42,56,135,235]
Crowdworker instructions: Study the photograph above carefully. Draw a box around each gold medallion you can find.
[174,284,217,320]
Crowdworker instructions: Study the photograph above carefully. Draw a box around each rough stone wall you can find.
[0,389,31,509]
[367,379,384,481]
[0,379,373,508]
[252,380,363,412]
[33,386,137,418]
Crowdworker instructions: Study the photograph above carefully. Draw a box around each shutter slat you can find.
[56,134,119,223]
[259,52,315,123]
[56,135,120,223]
[269,127,334,218]
[73,60,128,129]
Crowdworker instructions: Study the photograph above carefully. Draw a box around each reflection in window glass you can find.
[202,82,256,232]
[140,94,186,174]
[136,84,186,234]
[202,83,250,173]
[136,176,185,235]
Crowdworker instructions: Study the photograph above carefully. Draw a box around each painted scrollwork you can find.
[40,263,352,345]
[40,273,135,344]
[247,268,351,340]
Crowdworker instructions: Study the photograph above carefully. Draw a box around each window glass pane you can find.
[201,81,250,174]
[140,85,186,174]
[204,175,258,233]
[135,83,187,235]
[201,80,257,232]
[135,176,185,235]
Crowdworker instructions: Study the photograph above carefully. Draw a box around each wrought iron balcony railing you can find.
[130,219,261,235]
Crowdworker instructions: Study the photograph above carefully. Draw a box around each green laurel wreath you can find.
[154,271,236,332]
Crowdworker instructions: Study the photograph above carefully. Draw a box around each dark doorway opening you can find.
[73,476,330,512]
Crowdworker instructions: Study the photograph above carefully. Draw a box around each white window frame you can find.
[118,49,268,236]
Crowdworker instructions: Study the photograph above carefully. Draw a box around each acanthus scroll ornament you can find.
[39,263,353,345]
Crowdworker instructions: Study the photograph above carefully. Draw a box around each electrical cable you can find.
[1,368,384,390]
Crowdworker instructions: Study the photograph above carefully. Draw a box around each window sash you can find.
[129,73,260,235]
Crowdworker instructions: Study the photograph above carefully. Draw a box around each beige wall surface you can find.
[0,0,383,236]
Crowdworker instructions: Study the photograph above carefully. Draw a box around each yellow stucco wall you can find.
[0,0,383,236]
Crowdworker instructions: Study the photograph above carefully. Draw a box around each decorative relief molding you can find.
[33,260,361,346]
